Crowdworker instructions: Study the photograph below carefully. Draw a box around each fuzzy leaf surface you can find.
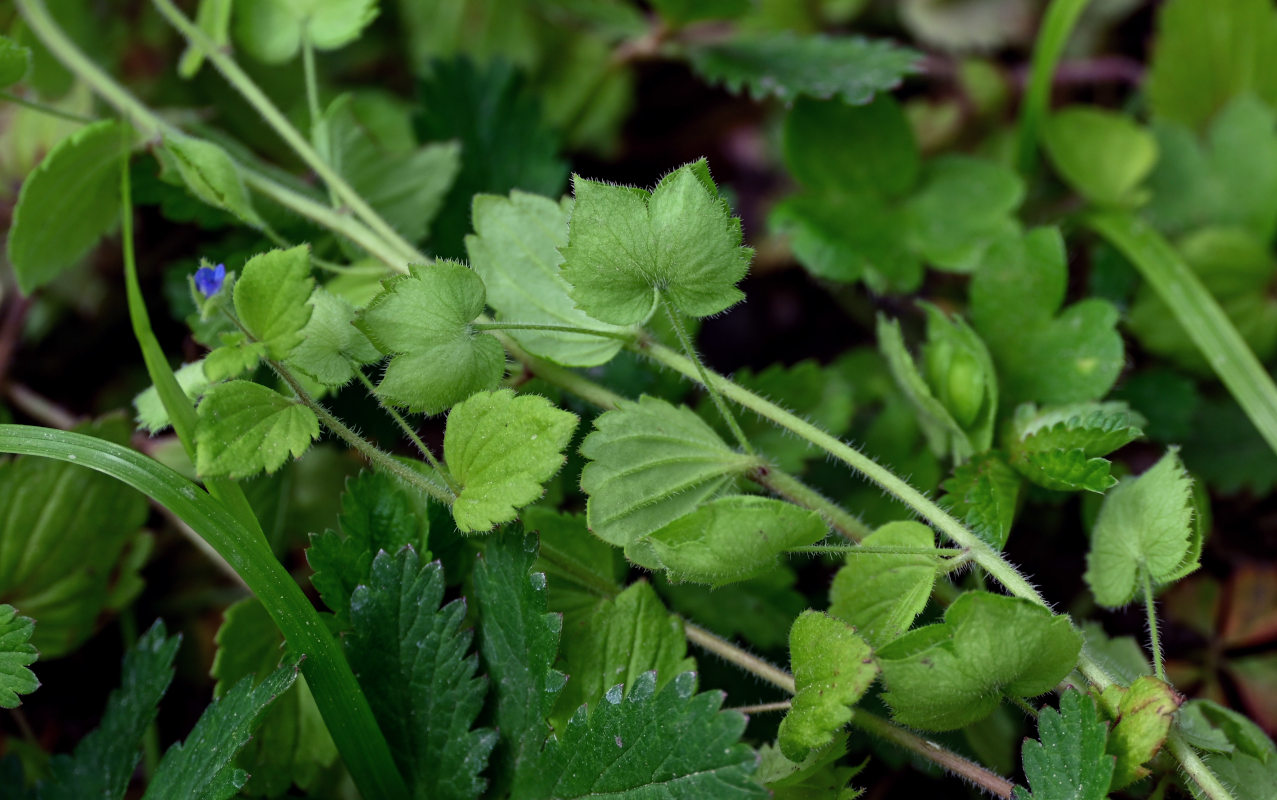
[234,0,378,62]
[8,120,124,293]
[580,396,758,548]
[346,548,495,800]
[0,605,37,709]
[1013,690,1113,800]
[561,160,752,324]
[233,246,314,360]
[686,31,918,104]
[878,592,1082,731]
[443,389,578,532]
[756,735,863,800]
[632,496,826,586]
[1100,676,1181,789]
[158,134,263,227]
[357,262,505,414]
[1009,403,1144,493]
[466,190,627,366]
[287,288,380,387]
[194,381,319,478]
[779,612,877,761]
[970,228,1123,407]
[472,531,565,797]
[143,661,298,800]
[533,671,766,799]
[939,453,1021,548]
[829,521,937,647]
[1085,449,1198,607]
[37,622,178,800]
[135,361,210,434]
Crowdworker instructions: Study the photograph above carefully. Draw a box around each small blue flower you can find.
[194,263,226,298]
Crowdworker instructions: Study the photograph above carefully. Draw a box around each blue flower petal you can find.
[195,263,226,297]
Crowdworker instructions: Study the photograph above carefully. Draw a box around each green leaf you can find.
[829,521,937,648]
[234,246,315,361]
[756,734,863,800]
[580,396,759,548]
[1080,623,1153,687]
[632,496,827,586]
[686,31,919,104]
[357,262,505,414]
[533,671,766,799]
[308,469,431,621]
[345,548,496,800]
[466,190,628,366]
[233,0,378,62]
[528,509,626,626]
[650,0,750,26]
[1042,107,1158,207]
[970,228,1124,407]
[443,389,577,532]
[1084,449,1198,607]
[902,156,1025,272]
[1099,676,1181,789]
[143,661,298,800]
[561,160,753,324]
[0,35,32,87]
[939,452,1021,548]
[135,361,210,434]
[1008,402,1145,493]
[326,92,460,247]
[203,335,267,383]
[778,611,877,761]
[158,134,263,228]
[655,567,807,651]
[178,0,232,77]
[878,592,1083,731]
[0,417,148,658]
[415,58,568,259]
[782,96,919,198]
[210,598,337,796]
[0,605,38,709]
[552,581,694,733]
[8,119,123,294]
[194,381,320,478]
[1145,95,1277,241]
[37,622,179,800]
[472,530,565,796]
[286,288,380,387]
[1147,0,1277,130]
[1012,690,1114,800]
[1180,699,1276,761]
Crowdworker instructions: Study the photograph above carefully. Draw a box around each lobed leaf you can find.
[233,0,378,63]
[233,246,315,361]
[939,452,1021,548]
[1008,402,1144,493]
[561,160,753,324]
[444,390,578,532]
[829,521,937,647]
[194,381,320,479]
[357,262,505,414]
[778,612,877,761]
[1042,107,1158,207]
[878,592,1082,731]
[0,605,38,709]
[286,287,381,387]
[1013,690,1114,800]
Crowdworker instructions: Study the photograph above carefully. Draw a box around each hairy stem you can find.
[849,711,1016,799]
[352,369,457,491]
[0,89,97,122]
[1167,732,1239,800]
[662,300,755,455]
[1142,569,1166,681]
[748,465,870,541]
[792,545,964,557]
[471,321,637,342]
[683,622,795,693]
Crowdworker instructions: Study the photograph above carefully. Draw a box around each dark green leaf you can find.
[0,35,33,87]
[939,452,1021,548]
[1012,690,1113,800]
[0,605,38,709]
[1008,402,1144,493]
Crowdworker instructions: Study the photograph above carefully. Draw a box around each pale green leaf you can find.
[0,605,38,709]
[877,314,972,462]
[552,581,694,733]
[37,622,178,800]
[756,734,863,800]
[8,119,123,294]
[829,521,937,648]
[902,156,1024,272]
[878,592,1082,731]
[346,548,496,800]
[210,598,336,796]
[1013,690,1113,800]
[970,228,1124,406]
[286,288,380,387]
[202,337,267,383]
[686,31,919,104]
[1084,449,1197,607]
[466,190,627,366]
[580,396,758,548]
[632,496,827,586]
[939,453,1021,548]
[143,661,298,800]
[159,134,263,227]
[135,361,210,434]
[357,262,505,414]
[233,246,314,360]
[234,0,379,63]
[194,381,320,478]
[0,35,32,88]
[178,0,232,77]
[1147,0,1277,130]
[1099,676,1181,789]
[561,160,753,324]
[443,390,578,532]
[1043,107,1158,207]
[532,671,766,799]
[778,611,877,761]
